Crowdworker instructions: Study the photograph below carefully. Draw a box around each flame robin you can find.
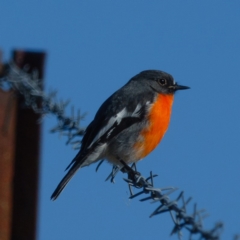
[51,70,189,200]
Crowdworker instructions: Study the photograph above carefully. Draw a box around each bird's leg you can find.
[119,159,137,173]
[105,165,121,183]
[105,159,141,185]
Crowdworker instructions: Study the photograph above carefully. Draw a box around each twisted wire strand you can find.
[0,62,85,147]
[104,161,223,240]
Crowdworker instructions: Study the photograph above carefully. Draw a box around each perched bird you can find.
[51,70,189,200]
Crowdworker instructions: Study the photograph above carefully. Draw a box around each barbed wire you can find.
[0,62,85,148]
[0,62,225,239]
[103,161,223,240]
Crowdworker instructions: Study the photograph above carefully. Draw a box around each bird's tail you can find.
[51,157,83,200]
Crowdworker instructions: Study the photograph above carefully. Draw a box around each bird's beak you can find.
[174,84,190,91]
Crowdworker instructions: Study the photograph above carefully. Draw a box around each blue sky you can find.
[1,1,240,239]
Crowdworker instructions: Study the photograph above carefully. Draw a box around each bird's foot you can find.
[105,165,121,183]
[119,160,144,188]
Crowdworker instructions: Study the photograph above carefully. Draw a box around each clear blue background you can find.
[1,1,240,239]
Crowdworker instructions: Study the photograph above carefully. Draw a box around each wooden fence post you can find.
[0,50,46,240]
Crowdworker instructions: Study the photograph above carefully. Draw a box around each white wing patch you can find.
[82,143,107,167]
[87,104,143,148]
[132,104,141,117]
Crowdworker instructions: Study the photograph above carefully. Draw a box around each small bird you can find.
[51,70,189,200]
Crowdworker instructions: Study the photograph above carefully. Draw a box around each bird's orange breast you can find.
[134,94,174,159]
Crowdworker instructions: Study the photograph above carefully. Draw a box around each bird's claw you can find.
[119,160,143,187]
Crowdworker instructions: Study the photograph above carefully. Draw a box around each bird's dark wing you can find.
[65,82,154,170]
[81,83,154,151]
[65,95,150,171]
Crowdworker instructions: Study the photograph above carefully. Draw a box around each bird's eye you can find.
[158,78,167,86]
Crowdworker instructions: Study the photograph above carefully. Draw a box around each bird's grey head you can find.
[130,70,189,94]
